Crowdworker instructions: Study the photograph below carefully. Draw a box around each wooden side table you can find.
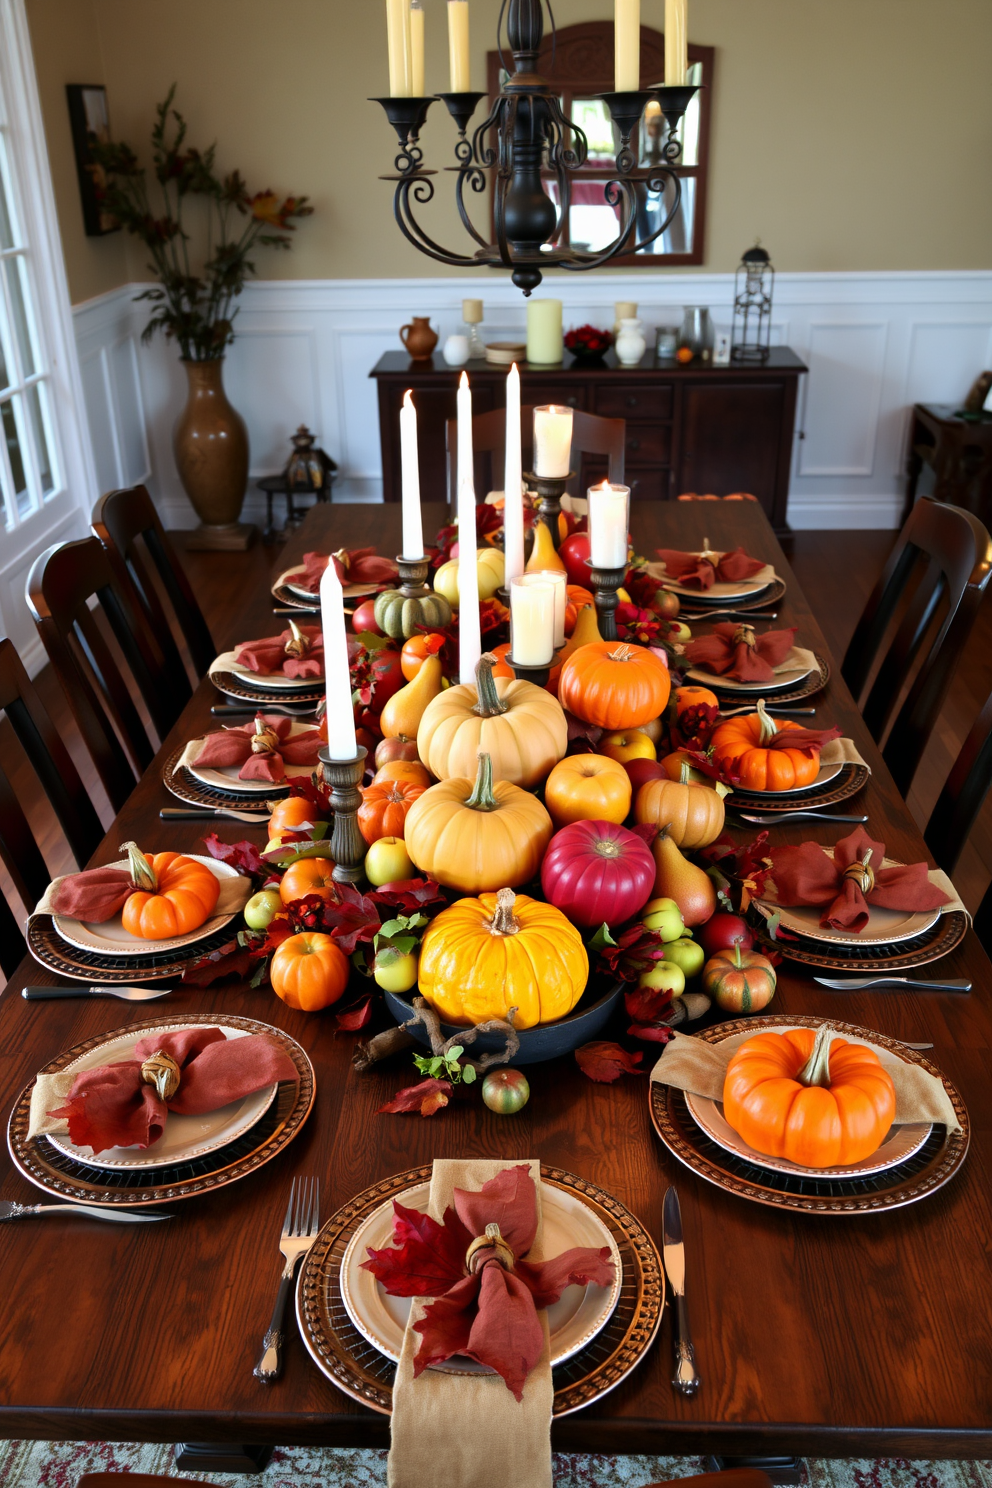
[904,403,992,523]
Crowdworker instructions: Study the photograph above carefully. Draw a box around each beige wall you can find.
[27,0,992,304]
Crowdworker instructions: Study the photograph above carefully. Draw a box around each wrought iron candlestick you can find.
[650,84,702,164]
[394,554,432,597]
[319,746,368,885]
[505,647,562,692]
[525,471,573,550]
[587,564,627,642]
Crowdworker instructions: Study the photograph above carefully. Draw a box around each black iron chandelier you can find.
[372,0,700,295]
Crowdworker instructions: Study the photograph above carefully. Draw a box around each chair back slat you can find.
[0,878,27,979]
[71,604,155,773]
[924,688,992,874]
[444,406,625,505]
[0,760,51,909]
[93,486,216,679]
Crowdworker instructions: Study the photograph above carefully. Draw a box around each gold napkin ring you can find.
[843,851,875,895]
[732,623,757,648]
[465,1222,515,1274]
[140,1051,181,1101]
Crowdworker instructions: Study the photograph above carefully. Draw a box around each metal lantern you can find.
[732,244,774,363]
[284,425,337,496]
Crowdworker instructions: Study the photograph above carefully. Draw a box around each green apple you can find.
[640,897,686,943]
[482,1068,530,1114]
[662,937,706,980]
[365,836,414,887]
[244,889,283,932]
[638,962,686,998]
[373,950,418,993]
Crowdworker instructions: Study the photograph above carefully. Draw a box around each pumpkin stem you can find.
[796,1023,835,1088]
[608,644,635,663]
[464,751,499,812]
[679,760,692,786]
[120,841,158,893]
[487,888,520,937]
[755,698,778,747]
[842,850,875,895]
[473,654,509,718]
[702,537,712,553]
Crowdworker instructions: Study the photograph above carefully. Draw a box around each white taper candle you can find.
[503,363,524,585]
[319,560,358,760]
[456,371,482,682]
[399,390,424,559]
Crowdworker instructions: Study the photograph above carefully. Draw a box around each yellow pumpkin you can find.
[634,761,727,849]
[418,887,588,1028]
[417,653,567,787]
[434,548,505,606]
[403,751,553,894]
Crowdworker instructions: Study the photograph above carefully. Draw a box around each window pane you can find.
[634,174,696,255]
[25,382,55,496]
[570,99,617,164]
[0,313,9,392]
[4,256,35,376]
[1,395,28,517]
[0,137,15,249]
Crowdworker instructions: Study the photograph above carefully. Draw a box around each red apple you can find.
[698,913,754,958]
[625,757,666,793]
[558,532,592,587]
[375,737,421,768]
[368,646,404,711]
[352,599,382,635]
[653,589,681,620]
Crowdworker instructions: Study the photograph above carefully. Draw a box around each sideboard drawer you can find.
[628,467,671,501]
[595,384,673,420]
[624,425,671,464]
[522,380,587,412]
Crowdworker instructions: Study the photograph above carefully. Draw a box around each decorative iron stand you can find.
[525,470,572,550]
[506,647,562,692]
[318,746,368,885]
[587,563,627,642]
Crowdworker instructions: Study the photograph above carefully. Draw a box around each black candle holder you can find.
[587,562,627,642]
[505,647,562,692]
[370,96,437,173]
[646,83,702,163]
[395,554,432,597]
[318,746,368,885]
[599,90,655,172]
[524,470,573,551]
[437,91,487,165]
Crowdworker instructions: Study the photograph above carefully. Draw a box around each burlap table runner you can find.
[817,737,870,770]
[650,1027,962,1132]
[387,1157,553,1488]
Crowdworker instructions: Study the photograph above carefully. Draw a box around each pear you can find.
[379,654,444,740]
[525,518,567,574]
[650,825,717,927]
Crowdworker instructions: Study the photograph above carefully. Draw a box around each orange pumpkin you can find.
[120,846,220,940]
[544,753,631,828]
[710,698,821,791]
[488,642,516,680]
[635,762,726,849]
[358,777,426,843]
[372,759,431,788]
[675,685,720,715]
[564,585,595,635]
[723,1024,896,1169]
[279,856,337,905]
[558,642,671,730]
[659,750,710,784]
[269,795,319,838]
[400,633,446,681]
[270,931,349,1012]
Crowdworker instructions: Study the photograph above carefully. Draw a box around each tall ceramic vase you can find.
[173,358,253,550]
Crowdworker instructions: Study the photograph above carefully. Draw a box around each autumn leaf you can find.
[181,941,252,985]
[334,995,374,1031]
[362,1197,470,1291]
[575,1041,644,1082]
[370,876,448,913]
[377,1076,453,1116]
[201,833,268,880]
[628,1022,675,1043]
[624,982,673,1024]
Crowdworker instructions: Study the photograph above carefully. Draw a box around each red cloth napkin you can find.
[362,1164,614,1400]
[682,623,798,682]
[50,867,133,923]
[298,548,398,594]
[657,546,767,590]
[194,714,322,783]
[48,1026,299,1155]
[234,625,324,679]
[770,826,952,933]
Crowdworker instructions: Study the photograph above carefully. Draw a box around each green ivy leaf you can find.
[461,1065,477,1084]
[588,922,618,954]
[446,1045,463,1061]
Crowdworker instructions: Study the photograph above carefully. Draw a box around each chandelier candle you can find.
[447,0,470,90]
[456,371,482,682]
[503,363,525,585]
[525,570,566,648]
[615,0,641,91]
[665,0,688,85]
[510,575,555,667]
[533,405,573,478]
[399,390,424,560]
[409,0,425,96]
[319,561,358,761]
[385,0,412,95]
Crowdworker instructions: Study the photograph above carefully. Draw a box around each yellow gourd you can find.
[379,654,444,740]
[525,519,567,574]
[434,549,505,606]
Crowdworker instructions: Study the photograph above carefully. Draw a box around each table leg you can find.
[707,1456,804,1484]
[174,1443,274,1474]
[903,418,924,524]
[263,489,276,545]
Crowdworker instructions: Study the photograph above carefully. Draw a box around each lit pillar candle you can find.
[615,0,641,91]
[386,0,412,95]
[448,0,470,91]
[503,363,524,585]
[456,371,482,682]
[510,576,555,666]
[410,0,425,95]
[526,298,563,365]
[525,569,566,647]
[319,560,358,760]
[399,389,423,559]
[665,0,688,86]
[533,405,573,477]
[589,480,630,568]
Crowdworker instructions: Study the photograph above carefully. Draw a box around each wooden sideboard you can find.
[370,346,807,535]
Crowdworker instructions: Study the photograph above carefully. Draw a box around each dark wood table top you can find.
[1,502,989,1457]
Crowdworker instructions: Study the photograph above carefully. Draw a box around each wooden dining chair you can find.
[92,484,216,684]
[26,537,177,813]
[841,497,992,797]
[0,637,104,976]
[445,404,625,503]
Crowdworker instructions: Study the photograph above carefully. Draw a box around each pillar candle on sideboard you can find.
[526,298,563,366]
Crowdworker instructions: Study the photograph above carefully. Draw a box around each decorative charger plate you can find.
[183,724,317,797]
[209,670,324,707]
[678,576,787,614]
[727,763,869,814]
[163,744,275,815]
[754,848,945,947]
[338,1179,622,1372]
[271,578,319,612]
[297,1163,665,1417]
[27,917,239,983]
[46,1022,278,1170]
[688,646,816,695]
[8,1013,315,1207]
[52,855,243,957]
[748,908,968,972]
[649,1014,969,1215]
[698,654,830,707]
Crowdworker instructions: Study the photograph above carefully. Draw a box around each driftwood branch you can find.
[352,1025,416,1072]
[352,996,524,1074]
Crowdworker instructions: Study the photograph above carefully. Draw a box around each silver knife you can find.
[0,1200,171,1223]
[662,1185,700,1397]
[814,976,972,993]
[22,984,172,1001]
[159,806,267,824]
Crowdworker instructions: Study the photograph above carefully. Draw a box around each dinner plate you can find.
[209,651,324,693]
[687,654,815,694]
[663,556,776,601]
[684,1090,933,1179]
[339,1179,622,1373]
[757,849,943,946]
[728,763,870,815]
[209,670,325,707]
[278,565,382,603]
[46,1023,278,1170]
[52,855,243,958]
[184,723,318,796]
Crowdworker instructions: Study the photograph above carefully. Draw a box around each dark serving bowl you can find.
[383,979,624,1067]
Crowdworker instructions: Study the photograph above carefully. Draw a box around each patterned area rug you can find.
[0,1440,990,1488]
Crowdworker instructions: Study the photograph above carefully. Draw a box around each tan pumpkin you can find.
[403,750,553,894]
[417,653,567,788]
[634,761,727,849]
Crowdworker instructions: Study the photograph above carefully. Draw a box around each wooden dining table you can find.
[1,500,990,1471]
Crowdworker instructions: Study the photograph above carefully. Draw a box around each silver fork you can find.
[254,1176,320,1383]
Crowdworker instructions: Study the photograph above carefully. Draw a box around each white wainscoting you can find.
[71,270,992,532]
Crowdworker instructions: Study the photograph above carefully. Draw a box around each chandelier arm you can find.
[555,180,641,272]
[472,95,506,172]
[454,166,493,251]
[545,93,587,171]
[624,169,684,254]
[393,177,482,268]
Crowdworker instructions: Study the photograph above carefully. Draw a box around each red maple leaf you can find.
[575,1041,644,1082]
[201,833,269,880]
[628,1022,675,1044]
[624,982,673,1024]
[362,1199,470,1293]
[377,1076,453,1116]
[180,941,253,985]
[369,876,447,912]
[286,774,332,817]
[334,995,374,1031]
